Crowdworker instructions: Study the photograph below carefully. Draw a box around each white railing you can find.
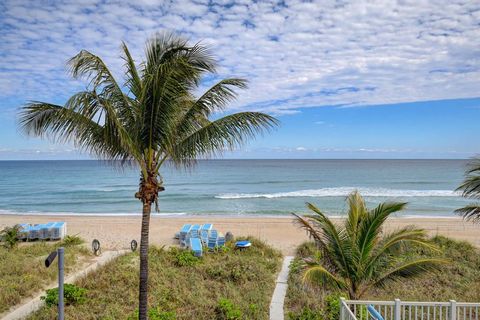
[340,298,480,320]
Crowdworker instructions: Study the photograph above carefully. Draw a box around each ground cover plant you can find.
[28,237,282,320]
[0,237,91,314]
[285,236,480,320]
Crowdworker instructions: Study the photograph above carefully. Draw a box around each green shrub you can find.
[0,225,21,250]
[60,235,84,247]
[216,298,243,320]
[41,283,87,307]
[173,249,199,267]
[287,307,323,320]
[324,293,344,320]
[128,307,176,320]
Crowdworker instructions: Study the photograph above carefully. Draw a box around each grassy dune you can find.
[0,239,91,314]
[285,236,480,319]
[29,237,282,320]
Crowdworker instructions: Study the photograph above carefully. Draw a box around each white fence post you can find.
[340,297,346,320]
[450,300,457,320]
[395,299,402,320]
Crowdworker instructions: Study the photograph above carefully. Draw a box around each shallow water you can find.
[0,159,470,216]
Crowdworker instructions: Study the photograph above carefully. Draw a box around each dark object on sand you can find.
[131,240,138,252]
[92,239,101,256]
[225,232,234,242]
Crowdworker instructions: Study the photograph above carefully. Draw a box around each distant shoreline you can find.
[1,214,477,255]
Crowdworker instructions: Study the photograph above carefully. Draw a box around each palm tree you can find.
[292,191,446,300]
[455,158,480,223]
[18,32,278,319]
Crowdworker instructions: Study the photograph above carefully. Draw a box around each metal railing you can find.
[340,298,480,320]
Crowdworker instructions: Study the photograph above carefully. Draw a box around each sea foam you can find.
[215,187,460,199]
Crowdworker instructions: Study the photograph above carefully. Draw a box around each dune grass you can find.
[0,238,91,314]
[28,237,282,320]
[285,236,480,319]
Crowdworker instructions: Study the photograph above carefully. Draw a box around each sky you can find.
[0,0,479,160]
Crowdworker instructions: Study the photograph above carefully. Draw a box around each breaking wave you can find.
[215,187,459,199]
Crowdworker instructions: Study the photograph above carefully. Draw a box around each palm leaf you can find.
[455,204,480,223]
[302,264,347,290]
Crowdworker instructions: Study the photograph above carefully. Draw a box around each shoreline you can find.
[0,212,466,219]
[1,214,478,255]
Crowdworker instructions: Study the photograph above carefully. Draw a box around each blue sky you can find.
[0,0,479,159]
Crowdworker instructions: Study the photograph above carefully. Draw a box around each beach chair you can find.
[40,222,54,240]
[200,229,209,245]
[209,229,218,239]
[207,235,217,251]
[189,237,203,257]
[50,222,66,240]
[217,235,226,248]
[179,224,192,242]
[367,305,384,320]
[190,224,200,234]
[201,223,213,232]
[28,224,41,240]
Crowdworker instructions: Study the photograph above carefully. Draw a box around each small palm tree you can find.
[455,158,480,223]
[18,32,278,319]
[293,191,445,300]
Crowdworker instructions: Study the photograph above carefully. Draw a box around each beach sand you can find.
[0,215,478,255]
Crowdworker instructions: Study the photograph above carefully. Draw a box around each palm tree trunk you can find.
[138,200,151,320]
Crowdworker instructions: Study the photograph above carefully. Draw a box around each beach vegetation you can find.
[455,157,480,223]
[216,298,243,320]
[28,237,282,320]
[18,32,278,319]
[286,235,480,319]
[41,283,87,307]
[0,224,21,250]
[0,241,90,314]
[292,191,446,300]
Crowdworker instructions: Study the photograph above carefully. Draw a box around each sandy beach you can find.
[0,215,478,255]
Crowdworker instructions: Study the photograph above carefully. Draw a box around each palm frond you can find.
[302,264,347,290]
[171,112,278,164]
[356,201,407,265]
[345,191,367,241]
[18,102,129,161]
[306,202,354,277]
[370,258,447,291]
[363,226,438,279]
[455,204,480,223]
[121,41,143,99]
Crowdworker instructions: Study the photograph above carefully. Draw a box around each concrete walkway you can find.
[2,250,128,320]
[270,256,294,320]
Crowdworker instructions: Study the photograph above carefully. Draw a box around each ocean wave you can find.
[215,187,460,199]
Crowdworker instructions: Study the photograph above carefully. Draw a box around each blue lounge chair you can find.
[179,224,192,241]
[209,229,218,238]
[200,230,209,245]
[28,224,41,240]
[189,237,203,257]
[201,223,213,231]
[40,222,55,240]
[217,236,226,248]
[207,235,217,251]
[50,222,66,240]
[367,305,384,320]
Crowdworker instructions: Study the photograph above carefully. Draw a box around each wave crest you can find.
[215,187,459,199]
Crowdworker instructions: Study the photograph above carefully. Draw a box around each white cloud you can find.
[0,0,479,114]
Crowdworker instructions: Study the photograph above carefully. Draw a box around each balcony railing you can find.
[340,298,480,320]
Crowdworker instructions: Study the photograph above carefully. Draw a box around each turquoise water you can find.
[0,160,470,217]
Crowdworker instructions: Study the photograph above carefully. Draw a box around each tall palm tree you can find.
[18,32,278,319]
[293,191,446,300]
[455,158,480,223]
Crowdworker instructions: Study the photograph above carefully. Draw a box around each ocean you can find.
[0,159,470,217]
